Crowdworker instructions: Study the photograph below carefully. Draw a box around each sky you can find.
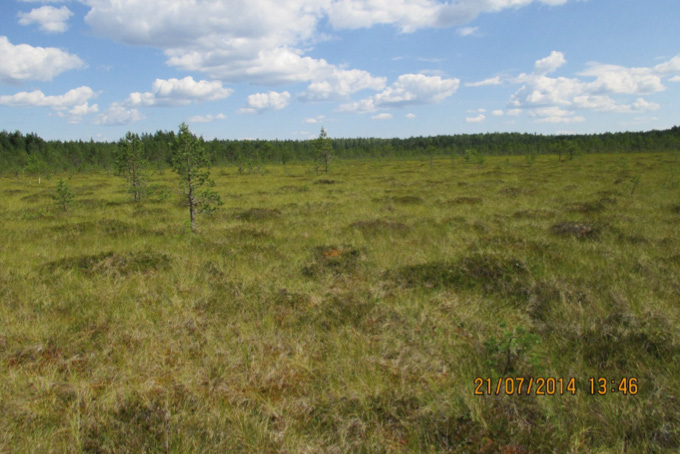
[1,0,679,142]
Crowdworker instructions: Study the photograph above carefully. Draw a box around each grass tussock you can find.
[45,250,171,276]
[235,207,282,221]
[551,221,601,239]
[302,244,364,277]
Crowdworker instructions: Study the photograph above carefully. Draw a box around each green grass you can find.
[1,152,679,453]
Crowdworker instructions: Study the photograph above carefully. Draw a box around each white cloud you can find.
[339,73,460,113]
[572,95,659,113]
[187,113,227,123]
[372,113,393,120]
[94,103,143,126]
[18,6,73,33]
[126,77,233,107]
[78,0,572,92]
[491,109,504,116]
[506,109,522,116]
[57,102,99,124]
[578,64,665,95]
[303,115,326,124]
[327,0,570,32]
[466,114,485,123]
[457,26,478,37]
[0,86,94,108]
[506,52,676,120]
[238,91,291,114]
[0,36,84,83]
[0,86,97,124]
[535,51,566,74]
[406,113,416,118]
[529,106,584,123]
[465,76,502,87]
[669,75,680,82]
[299,69,386,101]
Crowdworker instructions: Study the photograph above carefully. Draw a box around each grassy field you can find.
[1,152,679,453]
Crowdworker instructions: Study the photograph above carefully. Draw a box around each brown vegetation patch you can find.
[388,253,532,298]
[314,179,338,185]
[566,198,616,214]
[5,342,65,369]
[278,185,309,193]
[444,196,483,206]
[512,209,556,220]
[54,219,135,236]
[235,207,282,221]
[83,394,170,454]
[551,221,601,239]
[390,195,424,204]
[20,191,52,202]
[229,226,271,239]
[307,289,376,329]
[499,187,535,197]
[3,189,27,195]
[350,219,409,234]
[302,245,363,277]
[45,250,171,276]
[579,311,678,368]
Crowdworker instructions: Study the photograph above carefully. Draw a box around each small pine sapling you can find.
[315,127,332,173]
[171,123,222,230]
[115,131,148,202]
[52,178,74,211]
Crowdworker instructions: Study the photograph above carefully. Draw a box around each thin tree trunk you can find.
[132,161,139,202]
[187,156,195,230]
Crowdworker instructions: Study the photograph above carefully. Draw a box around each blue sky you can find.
[1,0,679,141]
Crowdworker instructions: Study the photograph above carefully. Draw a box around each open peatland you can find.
[1,151,679,453]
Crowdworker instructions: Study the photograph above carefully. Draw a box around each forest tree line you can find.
[1,125,679,174]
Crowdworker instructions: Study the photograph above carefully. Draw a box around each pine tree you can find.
[315,127,332,173]
[115,131,148,202]
[171,123,222,230]
[52,179,74,211]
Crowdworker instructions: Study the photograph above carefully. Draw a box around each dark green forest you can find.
[2,126,679,174]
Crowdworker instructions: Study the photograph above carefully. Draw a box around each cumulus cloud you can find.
[299,69,386,101]
[78,0,572,92]
[327,0,569,32]
[505,51,677,122]
[491,109,504,116]
[18,6,73,33]
[187,113,227,123]
[535,51,566,74]
[0,86,97,123]
[372,113,392,120]
[466,114,485,123]
[126,76,233,107]
[94,103,144,126]
[238,91,291,114]
[0,86,94,108]
[339,74,459,113]
[465,76,502,87]
[0,36,84,83]
[669,75,680,82]
[406,113,416,118]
